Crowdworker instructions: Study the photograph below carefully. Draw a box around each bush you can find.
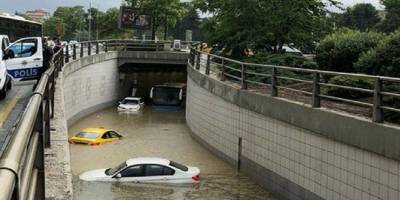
[244,53,318,69]
[355,30,400,77]
[322,75,374,99]
[316,29,383,73]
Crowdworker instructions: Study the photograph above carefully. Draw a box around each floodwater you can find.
[69,107,277,200]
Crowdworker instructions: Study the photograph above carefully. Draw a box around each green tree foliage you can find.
[194,0,338,57]
[43,7,133,41]
[52,6,86,40]
[169,9,202,41]
[379,0,400,33]
[335,3,380,31]
[124,0,188,39]
[315,29,383,72]
[355,30,400,77]
[43,17,65,38]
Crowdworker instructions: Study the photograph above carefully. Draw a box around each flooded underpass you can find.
[69,107,278,200]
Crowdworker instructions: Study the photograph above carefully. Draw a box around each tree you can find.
[379,0,400,33]
[43,17,65,38]
[336,3,380,31]
[194,0,339,57]
[169,8,202,41]
[124,0,188,40]
[53,6,86,40]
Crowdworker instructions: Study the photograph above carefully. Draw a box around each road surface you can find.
[0,81,33,155]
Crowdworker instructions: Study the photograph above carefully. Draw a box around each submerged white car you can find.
[79,157,201,184]
[118,97,144,112]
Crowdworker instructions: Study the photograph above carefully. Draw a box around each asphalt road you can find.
[0,81,34,155]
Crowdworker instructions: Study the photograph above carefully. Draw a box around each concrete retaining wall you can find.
[186,66,400,200]
[62,52,121,125]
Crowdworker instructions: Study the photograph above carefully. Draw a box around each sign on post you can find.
[119,7,152,30]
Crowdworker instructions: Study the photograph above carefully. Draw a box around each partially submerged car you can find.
[79,157,201,184]
[118,97,144,112]
[68,127,122,145]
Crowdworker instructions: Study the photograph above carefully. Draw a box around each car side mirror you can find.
[114,173,122,178]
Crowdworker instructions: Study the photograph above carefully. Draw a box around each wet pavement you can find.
[0,82,33,155]
[69,107,277,200]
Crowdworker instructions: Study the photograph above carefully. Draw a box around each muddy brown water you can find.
[69,107,278,200]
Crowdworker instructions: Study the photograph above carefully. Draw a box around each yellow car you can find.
[69,128,122,145]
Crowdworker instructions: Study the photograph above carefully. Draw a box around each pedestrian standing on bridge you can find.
[33,38,54,91]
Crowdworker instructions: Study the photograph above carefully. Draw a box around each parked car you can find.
[118,97,144,112]
[79,157,201,184]
[68,127,122,145]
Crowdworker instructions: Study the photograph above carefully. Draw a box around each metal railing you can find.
[189,48,400,124]
[0,39,193,200]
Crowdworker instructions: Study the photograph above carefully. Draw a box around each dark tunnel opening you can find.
[118,63,187,103]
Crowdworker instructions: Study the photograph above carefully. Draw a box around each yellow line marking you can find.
[0,98,18,127]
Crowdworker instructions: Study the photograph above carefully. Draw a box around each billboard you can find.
[119,7,152,30]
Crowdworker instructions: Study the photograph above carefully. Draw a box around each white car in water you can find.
[79,157,201,184]
[117,97,144,112]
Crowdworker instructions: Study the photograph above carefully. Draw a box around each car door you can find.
[116,165,145,182]
[5,37,43,81]
[101,131,120,143]
[141,164,175,183]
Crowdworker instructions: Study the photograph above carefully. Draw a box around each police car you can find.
[0,35,12,99]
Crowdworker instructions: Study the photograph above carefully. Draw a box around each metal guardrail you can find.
[189,48,400,124]
[0,39,194,200]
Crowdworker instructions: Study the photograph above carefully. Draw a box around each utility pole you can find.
[88,0,92,41]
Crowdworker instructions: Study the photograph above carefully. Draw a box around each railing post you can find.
[105,41,108,52]
[373,77,383,123]
[196,51,201,70]
[88,42,91,56]
[61,51,64,71]
[65,45,69,63]
[206,55,211,75]
[221,59,226,81]
[96,42,99,54]
[80,43,84,58]
[241,63,247,90]
[312,72,321,108]
[73,44,76,60]
[33,103,45,200]
[271,67,278,97]
[50,72,55,119]
[44,84,50,147]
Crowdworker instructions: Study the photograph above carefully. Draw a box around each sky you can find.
[0,0,383,14]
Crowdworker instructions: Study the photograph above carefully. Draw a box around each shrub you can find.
[316,29,383,73]
[355,30,400,77]
[244,53,318,69]
[322,75,374,99]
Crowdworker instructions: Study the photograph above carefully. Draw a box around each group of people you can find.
[42,37,63,73]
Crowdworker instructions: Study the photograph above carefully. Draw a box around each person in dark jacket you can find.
[42,37,54,72]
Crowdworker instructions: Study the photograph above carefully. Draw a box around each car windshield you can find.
[169,160,188,172]
[105,162,127,175]
[121,99,139,105]
[75,132,98,139]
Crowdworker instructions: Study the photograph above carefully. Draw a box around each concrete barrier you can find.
[186,65,400,200]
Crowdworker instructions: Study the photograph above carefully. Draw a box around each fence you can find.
[0,39,192,200]
[189,48,400,124]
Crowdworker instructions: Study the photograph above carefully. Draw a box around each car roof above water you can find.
[81,127,111,134]
[126,157,170,166]
[123,97,142,101]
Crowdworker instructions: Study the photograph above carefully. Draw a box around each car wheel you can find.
[6,77,12,90]
[0,87,7,100]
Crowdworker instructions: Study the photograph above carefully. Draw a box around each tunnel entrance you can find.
[118,63,187,102]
